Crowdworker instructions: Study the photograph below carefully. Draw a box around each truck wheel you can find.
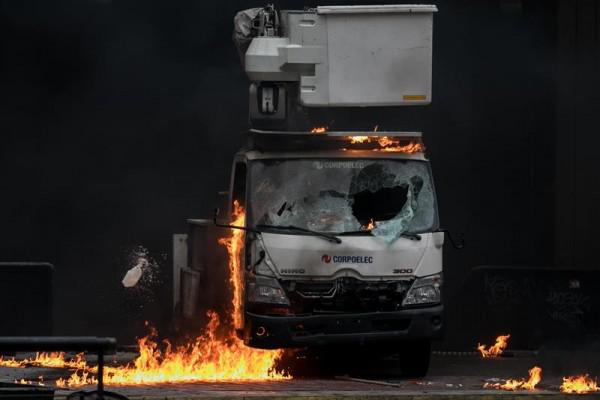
[399,340,431,377]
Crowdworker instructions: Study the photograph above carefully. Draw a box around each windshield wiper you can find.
[255,224,342,244]
[338,230,422,241]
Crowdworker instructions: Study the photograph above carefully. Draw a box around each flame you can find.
[54,201,288,387]
[377,140,424,153]
[56,312,287,387]
[310,126,327,134]
[15,377,45,386]
[345,135,424,153]
[478,334,510,358]
[362,219,376,231]
[218,200,246,329]
[377,136,397,147]
[31,352,86,369]
[0,352,86,369]
[57,370,97,388]
[0,357,23,368]
[349,136,370,144]
[484,366,542,391]
[561,375,599,394]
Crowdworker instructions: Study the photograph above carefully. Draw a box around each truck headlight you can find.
[402,273,442,306]
[247,275,290,306]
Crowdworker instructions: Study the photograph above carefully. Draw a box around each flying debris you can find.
[122,257,148,288]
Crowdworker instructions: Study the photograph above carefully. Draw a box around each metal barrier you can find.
[0,336,118,399]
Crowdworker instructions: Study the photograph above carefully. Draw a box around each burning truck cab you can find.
[231,132,444,370]
[174,3,447,376]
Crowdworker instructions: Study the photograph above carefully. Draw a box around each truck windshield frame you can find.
[247,158,439,240]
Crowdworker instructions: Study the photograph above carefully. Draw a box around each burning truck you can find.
[174,4,455,377]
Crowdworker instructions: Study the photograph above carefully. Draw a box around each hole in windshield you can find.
[352,185,409,225]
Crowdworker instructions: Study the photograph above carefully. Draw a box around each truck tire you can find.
[399,340,431,377]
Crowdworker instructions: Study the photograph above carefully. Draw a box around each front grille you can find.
[294,281,337,298]
[282,277,414,314]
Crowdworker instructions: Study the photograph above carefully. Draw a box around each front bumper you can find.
[244,305,443,349]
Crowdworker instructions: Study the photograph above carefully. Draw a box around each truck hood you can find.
[259,232,443,280]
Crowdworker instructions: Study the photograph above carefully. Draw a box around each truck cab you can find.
[226,131,443,376]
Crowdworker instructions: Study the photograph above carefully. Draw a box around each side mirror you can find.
[437,229,465,250]
[213,208,224,226]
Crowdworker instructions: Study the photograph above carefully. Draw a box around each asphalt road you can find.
[1,351,599,399]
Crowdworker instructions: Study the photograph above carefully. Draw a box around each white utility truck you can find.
[174,4,458,377]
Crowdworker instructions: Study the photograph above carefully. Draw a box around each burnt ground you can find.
[1,351,600,399]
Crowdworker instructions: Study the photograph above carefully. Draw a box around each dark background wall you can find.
[0,0,597,344]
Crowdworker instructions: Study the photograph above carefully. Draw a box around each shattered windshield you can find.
[249,159,437,243]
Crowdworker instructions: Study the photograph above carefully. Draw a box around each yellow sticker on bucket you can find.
[403,95,427,101]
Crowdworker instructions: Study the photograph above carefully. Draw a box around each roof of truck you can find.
[242,129,428,161]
